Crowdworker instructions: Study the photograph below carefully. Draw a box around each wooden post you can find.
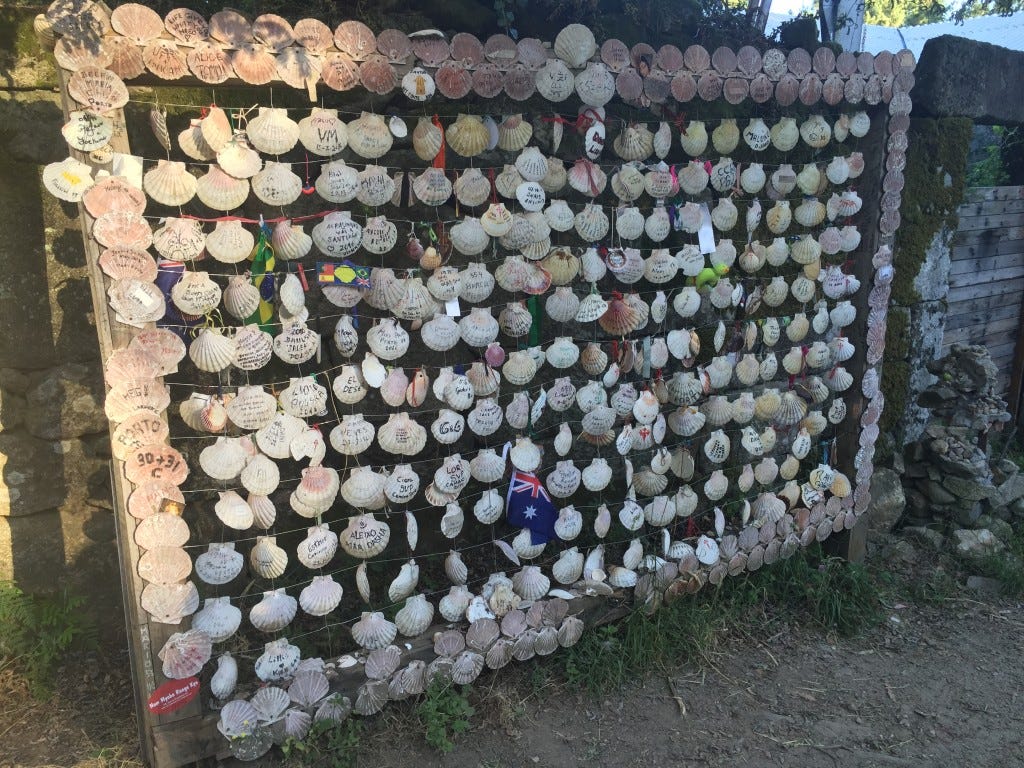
[54,66,222,768]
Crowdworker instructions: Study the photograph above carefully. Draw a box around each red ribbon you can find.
[431,114,445,170]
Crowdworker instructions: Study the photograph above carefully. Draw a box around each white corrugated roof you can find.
[765,10,1024,56]
[862,12,1024,56]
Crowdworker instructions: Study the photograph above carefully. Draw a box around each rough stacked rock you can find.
[901,344,1013,531]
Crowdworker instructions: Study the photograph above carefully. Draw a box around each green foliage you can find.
[280,718,363,768]
[0,582,96,698]
[968,127,1013,188]
[906,566,959,604]
[774,12,821,49]
[416,680,475,754]
[865,0,946,27]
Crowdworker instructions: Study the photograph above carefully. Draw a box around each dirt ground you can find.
[2,541,1023,768]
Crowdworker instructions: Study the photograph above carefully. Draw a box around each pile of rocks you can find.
[900,345,1022,562]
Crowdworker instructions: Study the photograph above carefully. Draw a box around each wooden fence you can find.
[944,186,1024,406]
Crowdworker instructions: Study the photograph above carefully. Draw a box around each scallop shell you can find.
[352,612,398,651]
[69,66,129,115]
[250,589,297,632]
[346,112,393,159]
[447,113,489,158]
[535,58,574,102]
[575,62,615,107]
[554,23,597,67]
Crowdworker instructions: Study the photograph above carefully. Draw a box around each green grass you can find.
[975,531,1024,596]
[281,718,363,768]
[554,545,883,695]
[0,581,96,699]
[415,680,475,754]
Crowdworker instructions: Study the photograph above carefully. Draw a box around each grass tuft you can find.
[281,718,363,768]
[416,680,475,754]
[975,531,1024,596]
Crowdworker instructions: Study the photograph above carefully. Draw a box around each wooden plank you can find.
[987,341,1017,358]
[944,300,1022,330]
[956,212,1024,232]
[947,291,1024,318]
[948,276,1024,302]
[963,186,1024,204]
[949,250,1024,275]
[952,226,1024,247]
[942,323,1018,348]
[828,106,887,565]
[952,239,1024,262]
[56,67,159,768]
[957,199,1024,216]
[948,263,1024,288]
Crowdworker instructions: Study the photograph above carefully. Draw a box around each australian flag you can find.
[506,469,558,545]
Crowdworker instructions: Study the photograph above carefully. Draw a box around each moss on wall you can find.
[880,117,971,446]
[891,117,972,307]
[879,307,910,437]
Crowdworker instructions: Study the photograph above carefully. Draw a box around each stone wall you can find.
[0,7,121,623]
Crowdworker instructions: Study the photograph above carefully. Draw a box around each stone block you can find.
[920,479,957,505]
[0,509,64,591]
[942,475,994,502]
[867,468,906,532]
[23,363,106,440]
[0,432,109,517]
[0,389,25,433]
[994,473,1024,507]
[952,528,1005,565]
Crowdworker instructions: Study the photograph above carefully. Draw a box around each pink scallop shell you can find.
[277,48,322,90]
[671,72,696,101]
[125,445,189,486]
[516,38,548,70]
[164,8,209,44]
[210,9,251,47]
[358,55,397,95]
[252,14,295,51]
[106,36,146,79]
[187,42,235,84]
[321,52,360,91]
[84,176,146,218]
[616,69,643,102]
[450,32,484,68]
[335,20,376,59]
[601,39,631,73]
[631,42,656,70]
[294,18,333,53]
[644,71,671,103]
[143,39,189,80]
[93,211,152,250]
[98,247,157,281]
[436,61,472,99]
[484,33,517,68]
[377,29,412,62]
[128,482,185,519]
[111,3,165,44]
[233,44,279,85]
[656,44,684,73]
[504,64,536,101]
[472,63,505,98]
[413,36,450,67]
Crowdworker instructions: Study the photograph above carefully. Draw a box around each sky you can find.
[768,0,816,16]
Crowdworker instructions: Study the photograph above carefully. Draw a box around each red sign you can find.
[147,677,200,714]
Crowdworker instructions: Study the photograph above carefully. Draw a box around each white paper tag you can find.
[131,285,158,309]
[698,204,716,255]
[112,153,144,189]
[445,298,461,317]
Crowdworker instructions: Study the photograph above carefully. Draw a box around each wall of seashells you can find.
[40,1,907,763]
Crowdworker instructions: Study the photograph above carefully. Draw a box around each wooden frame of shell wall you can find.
[41,2,912,765]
